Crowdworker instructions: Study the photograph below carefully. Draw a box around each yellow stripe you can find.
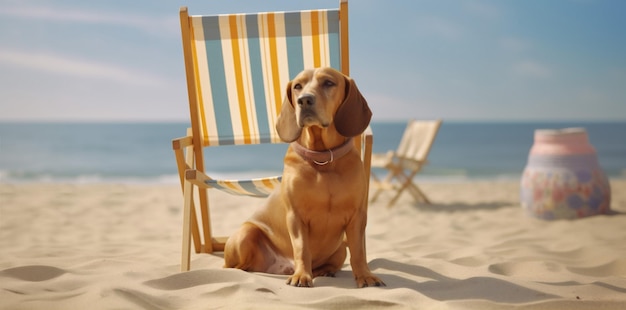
[228,15,252,145]
[266,13,283,118]
[311,11,321,68]
[261,178,274,190]
[223,181,243,193]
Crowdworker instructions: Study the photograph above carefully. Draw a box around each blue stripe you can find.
[204,180,229,192]
[205,176,282,198]
[202,16,235,145]
[284,12,304,79]
[245,14,272,144]
[326,10,341,70]
[238,180,267,197]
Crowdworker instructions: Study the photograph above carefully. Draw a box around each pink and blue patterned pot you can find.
[520,128,611,220]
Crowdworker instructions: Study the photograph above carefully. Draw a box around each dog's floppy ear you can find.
[334,77,372,137]
[275,81,302,142]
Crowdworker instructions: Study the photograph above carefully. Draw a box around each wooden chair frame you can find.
[370,119,442,208]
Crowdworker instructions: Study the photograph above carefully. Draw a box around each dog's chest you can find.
[293,166,363,211]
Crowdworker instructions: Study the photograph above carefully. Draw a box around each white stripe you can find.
[191,17,219,146]
[320,11,330,67]
[300,11,314,69]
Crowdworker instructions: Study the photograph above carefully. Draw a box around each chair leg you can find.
[370,169,397,203]
[180,136,200,271]
[372,164,431,208]
[401,167,430,204]
[181,177,193,272]
[189,202,201,253]
[407,182,431,204]
[369,173,384,202]
[386,177,412,208]
[387,169,427,208]
[197,187,213,253]
[403,175,422,202]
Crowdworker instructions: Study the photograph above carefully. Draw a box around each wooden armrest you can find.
[185,169,212,187]
[371,150,395,168]
[172,135,193,150]
[397,157,426,171]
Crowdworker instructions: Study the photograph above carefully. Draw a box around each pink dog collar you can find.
[291,138,354,165]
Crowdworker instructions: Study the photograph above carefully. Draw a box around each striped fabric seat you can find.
[205,176,282,197]
[190,9,341,147]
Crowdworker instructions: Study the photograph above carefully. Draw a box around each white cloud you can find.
[364,91,460,121]
[0,5,177,36]
[413,16,464,40]
[511,60,552,78]
[0,49,172,87]
[500,37,531,53]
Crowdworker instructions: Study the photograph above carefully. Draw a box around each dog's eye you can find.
[293,83,302,90]
[323,80,336,87]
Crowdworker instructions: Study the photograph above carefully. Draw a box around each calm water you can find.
[0,121,624,183]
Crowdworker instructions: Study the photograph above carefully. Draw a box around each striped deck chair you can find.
[370,119,442,208]
[172,0,373,271]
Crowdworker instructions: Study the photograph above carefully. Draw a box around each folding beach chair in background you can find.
[370,119,442,208]
[172,0,373,271]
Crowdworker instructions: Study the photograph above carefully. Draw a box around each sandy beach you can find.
[1,180,625,309]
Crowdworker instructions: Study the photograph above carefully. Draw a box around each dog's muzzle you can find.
[296,93,326,127]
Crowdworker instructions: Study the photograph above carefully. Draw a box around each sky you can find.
[1,0,625,122]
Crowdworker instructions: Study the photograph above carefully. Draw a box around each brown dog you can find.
[224,67,385,288]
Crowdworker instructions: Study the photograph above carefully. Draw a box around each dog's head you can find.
[276,67,372,142]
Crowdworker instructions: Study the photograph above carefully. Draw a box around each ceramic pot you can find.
[520,128,611,220]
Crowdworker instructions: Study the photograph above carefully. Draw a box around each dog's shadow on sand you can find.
[402,193,626,215]
[367,258,559,303]
[412,201,626,216]
[411,201,514,212]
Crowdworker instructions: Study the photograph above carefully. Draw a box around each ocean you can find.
[0,121,624,184]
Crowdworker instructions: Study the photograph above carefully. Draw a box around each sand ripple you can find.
[1,265,67,282]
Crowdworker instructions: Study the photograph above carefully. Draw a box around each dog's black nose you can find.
[297,93,316,107]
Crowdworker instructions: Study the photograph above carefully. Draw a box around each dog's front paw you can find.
[286,272,314,287]
[355,274,386,288]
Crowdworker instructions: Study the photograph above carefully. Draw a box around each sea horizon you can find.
[1,120,624,184]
